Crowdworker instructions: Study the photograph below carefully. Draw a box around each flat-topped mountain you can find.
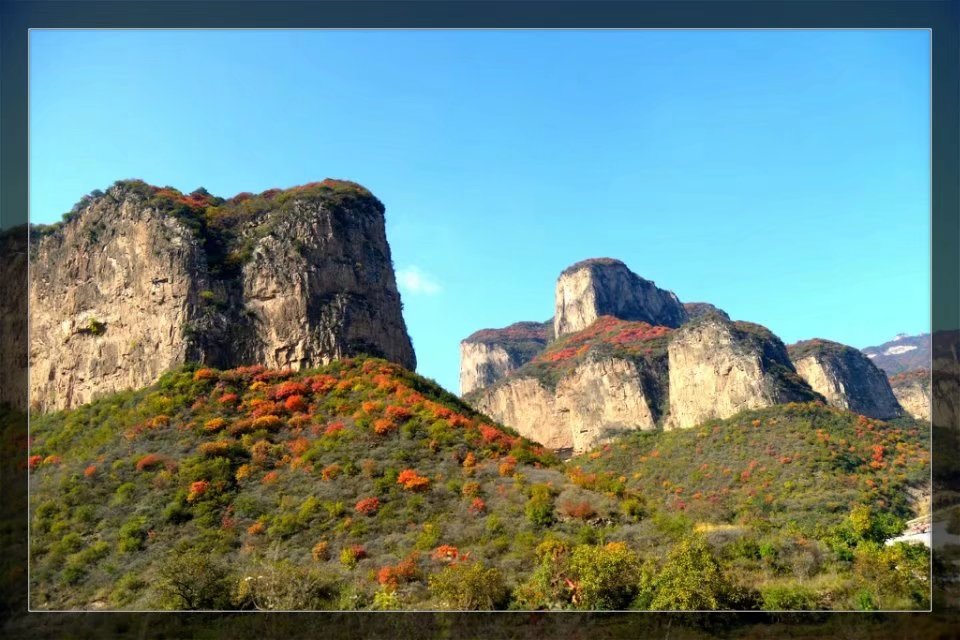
[788,339,903,421]
[554,258,687,337]
[29,179,415,411]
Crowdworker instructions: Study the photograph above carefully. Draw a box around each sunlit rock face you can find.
[28,180,414,411]
[788,339,903,421]
[554,258,686,338]
[665,315,821,430]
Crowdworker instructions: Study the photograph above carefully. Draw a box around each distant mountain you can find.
[861,333,931,375]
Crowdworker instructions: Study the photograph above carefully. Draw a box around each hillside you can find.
[30,357,594,610]
[862,333,931,375]
[28,361,930,611]
[566,403,930,610]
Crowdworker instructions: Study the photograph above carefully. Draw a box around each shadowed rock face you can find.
[788,339,903,420]
[554,258,686,338]
[459,320,553,395]
[665,315,821,430]
[28,180,415,411]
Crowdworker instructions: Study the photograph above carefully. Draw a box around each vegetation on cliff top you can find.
[887,368,930,389]
[788,338,861,362]
[558,257,633,278]
[473,316,673,395]
[462,320,554,363]
[30,178,381,277]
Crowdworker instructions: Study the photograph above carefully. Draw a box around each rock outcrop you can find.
[788,339,903,420]
[459,320,552,395]
[683,302,730,322]
[471,355,663,454]
[29,179,415,411]
[467,316,670,453]
[665,315,821,430]
[887,369,930,422]
[554,258,686,337]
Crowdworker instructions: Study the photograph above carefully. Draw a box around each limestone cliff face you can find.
[470,355,663,453]
[470,377,572,450]
[554,258,686,337]
[665,315,820,430]
[234,194,415,371]
[459,320,552,395]
[887,370,930,422]
[29,180,414,411]
[788,340,903,420]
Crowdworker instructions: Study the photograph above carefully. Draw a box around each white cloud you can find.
[396,266,442,296]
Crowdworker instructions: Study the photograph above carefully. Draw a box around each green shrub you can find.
[157,548,233,609]
[645,535,729,610]
[759,583,819,610]
[567,542,643,610]
[428,561,508,610]
[118,516,149,553]
[525,484,556,528]
[233,557,339,610]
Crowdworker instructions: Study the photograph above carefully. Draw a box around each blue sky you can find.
[30,30,930,394]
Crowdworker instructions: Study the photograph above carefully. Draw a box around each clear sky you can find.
[30,30,930,394]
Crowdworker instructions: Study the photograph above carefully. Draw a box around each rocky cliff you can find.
[29,179,415,411]
[554,258,686,337]
[887,369,930,422]
[459,320,553,395]
[467,317,670,453]
[665,315,821,430]
[788,339,903,420]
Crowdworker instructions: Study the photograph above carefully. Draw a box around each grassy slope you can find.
[27,357,617,610]
[28,359,931,611]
